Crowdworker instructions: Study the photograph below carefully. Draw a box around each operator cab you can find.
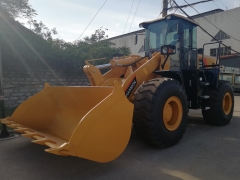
[139,14,198,70]
[139,14,221,109]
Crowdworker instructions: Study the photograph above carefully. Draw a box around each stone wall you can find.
[3,66,89,108]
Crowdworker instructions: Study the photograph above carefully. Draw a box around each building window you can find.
[220,46,231,56]
[210,48,216,56]
[210,46,231,57]
[211,30,230,41]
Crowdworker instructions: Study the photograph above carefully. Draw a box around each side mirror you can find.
[161,45,176,55]
[134,34,138,45]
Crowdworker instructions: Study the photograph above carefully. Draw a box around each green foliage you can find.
[0,0,57,40]
[0,9,53,66]
[0,0,37,19]
[0,6,130,75]
[50,27,131,72]
[83,27,108,44]
[31,20,58,40]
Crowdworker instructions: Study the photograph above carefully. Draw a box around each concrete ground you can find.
[1,96,240,180]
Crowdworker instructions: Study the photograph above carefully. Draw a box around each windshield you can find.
[145,20,178,51]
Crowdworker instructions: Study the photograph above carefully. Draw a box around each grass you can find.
[0,107,17,129]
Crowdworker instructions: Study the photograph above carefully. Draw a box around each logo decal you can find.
[125,76,137,98]
[143,68,148,75]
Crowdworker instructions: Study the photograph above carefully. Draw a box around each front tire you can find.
[202,80,234,126]
[133,78,188,147]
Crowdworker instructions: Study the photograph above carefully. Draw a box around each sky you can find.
[26,0,240,42]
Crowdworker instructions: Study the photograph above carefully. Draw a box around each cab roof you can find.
[139,14,199,28]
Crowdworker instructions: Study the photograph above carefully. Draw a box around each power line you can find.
[157,11,163,18]
[157,0,163,18]
[129,0,141,32]
[168,0,214,11]
[123,0,135,34]
[77,0,108,41]
[218,0,227,9]
[171,0,240,54]
[169,0,179,14]
[183,0,240,43]
[211,0,221,8]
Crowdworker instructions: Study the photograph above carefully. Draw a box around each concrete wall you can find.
[3,62,89,108]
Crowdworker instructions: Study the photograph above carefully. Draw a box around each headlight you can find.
[162,47,168,54]
[161,45,176,55]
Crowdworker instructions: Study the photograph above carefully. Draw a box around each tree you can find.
[0,0,37,20]
[52,27,130,72]
[0,0,57,40]
[0,0,130,75]
[47,27,130,73]
[83,27,108,44]
[31,20,58,40]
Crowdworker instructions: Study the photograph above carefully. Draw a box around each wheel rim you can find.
[163,96,183,131]
[223,92,232,115]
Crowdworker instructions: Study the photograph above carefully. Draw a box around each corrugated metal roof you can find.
[108,29,145,40]
[220,53,240,59]
[191,9,224,19]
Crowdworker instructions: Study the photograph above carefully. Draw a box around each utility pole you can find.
[162,0,168,17]
[0,41,9,138]
[167,0,214,11]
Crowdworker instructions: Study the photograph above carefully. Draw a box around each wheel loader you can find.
[1,14,234,163]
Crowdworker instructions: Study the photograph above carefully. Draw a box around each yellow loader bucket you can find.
[2,81,133,163]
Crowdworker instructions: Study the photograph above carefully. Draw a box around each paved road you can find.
[1,96,240,180]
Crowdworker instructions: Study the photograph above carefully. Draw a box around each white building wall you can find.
[110,30,145,57]
[110,7,240,57]
[194,7,240,56]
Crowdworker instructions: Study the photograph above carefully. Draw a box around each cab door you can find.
[180,21,198,70]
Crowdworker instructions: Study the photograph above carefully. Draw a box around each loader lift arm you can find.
[84,53,163,101]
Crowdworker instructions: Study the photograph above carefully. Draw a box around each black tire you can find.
[133,78,188,147]
[202,80,234,126]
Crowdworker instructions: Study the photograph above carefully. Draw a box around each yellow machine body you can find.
[3,82,133,162]
[1,52,163,162]
[1,13,218,163]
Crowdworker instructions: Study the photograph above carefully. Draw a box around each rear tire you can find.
[133,78,188,147]
[202,80,234,126]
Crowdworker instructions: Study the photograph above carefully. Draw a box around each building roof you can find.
[108,29,145,40]
[191,9,224,19]
[108,9,224,41]
[220,53,240,59]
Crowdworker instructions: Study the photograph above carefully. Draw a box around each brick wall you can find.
[3,63,89,108]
